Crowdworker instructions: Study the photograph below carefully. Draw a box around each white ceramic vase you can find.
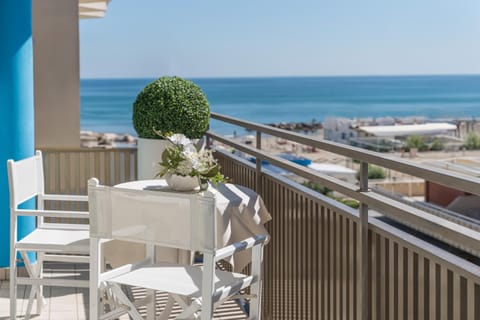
[137,138,171,180]
[165,174,199,191]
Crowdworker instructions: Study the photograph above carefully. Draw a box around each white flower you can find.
[176,159,194,176]
[194,149,212,173]
[183,143,197,154]
[157,132,224,184]
[167,133,191,147]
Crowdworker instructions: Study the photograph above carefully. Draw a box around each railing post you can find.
[359,161,370,320]
[256,131,262,193]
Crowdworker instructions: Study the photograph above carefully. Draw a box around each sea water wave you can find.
[81,75,480,136]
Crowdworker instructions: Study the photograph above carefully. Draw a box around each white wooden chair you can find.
[7,151,90,319]
[88,178,267,320]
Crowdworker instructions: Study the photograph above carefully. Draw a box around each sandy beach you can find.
[227,130,479,163]
[81,129,480,182]
[221,130,480,183]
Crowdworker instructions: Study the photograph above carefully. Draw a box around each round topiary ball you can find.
[133,76,210,139]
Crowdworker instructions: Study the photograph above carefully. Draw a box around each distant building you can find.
[357,122,457,138]
[323,117,460,151]
[456,119,480,139]
[426,157,480,222]
[323,117,357,144]
[356,122,459,151]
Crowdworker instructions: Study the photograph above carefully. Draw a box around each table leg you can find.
[146,289,156,320]
[146,243,156,319]
[158,295,175,320]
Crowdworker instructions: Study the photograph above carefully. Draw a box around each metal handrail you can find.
[210,112,480,196]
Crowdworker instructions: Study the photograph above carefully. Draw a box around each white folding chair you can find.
[8,151,90,319]
[88,178,267,320]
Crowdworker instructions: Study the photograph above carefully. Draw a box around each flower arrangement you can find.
[156,133,225,188]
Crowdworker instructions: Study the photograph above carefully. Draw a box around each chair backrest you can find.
[7,151,44,209]
[88,178,217,252]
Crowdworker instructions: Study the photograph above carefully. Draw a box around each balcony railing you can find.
[41,147,136,212]
[38,113,480,319]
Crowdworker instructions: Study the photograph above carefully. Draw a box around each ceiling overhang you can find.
[79,0,111,19]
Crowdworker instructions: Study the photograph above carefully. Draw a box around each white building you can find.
[323,117,358,143]
[358,123,457,138]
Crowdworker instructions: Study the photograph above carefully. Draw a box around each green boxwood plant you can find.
[464,132,480,150]
[355,164,386,180]
[133,76,210,139]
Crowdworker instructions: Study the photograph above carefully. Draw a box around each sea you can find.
[80,75,480,136]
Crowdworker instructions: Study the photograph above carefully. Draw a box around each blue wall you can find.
[0,0,35,267]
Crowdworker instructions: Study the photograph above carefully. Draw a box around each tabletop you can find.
[114,179,271,272]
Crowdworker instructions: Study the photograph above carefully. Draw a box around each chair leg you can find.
[249,245,264,320]
[25,286,36,319]
[145,243,156,320]
[201,253,215,320]
[20,252,38,319]
[90,238,101,320]
[36,252,45,314]
[10,251,17,319]
[249,287,262,320]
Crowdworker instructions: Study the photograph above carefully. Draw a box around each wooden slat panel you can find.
[41,148,137,210]
[418,256,425,320]
[380,237,387,320]
[347,215,352,320]
[328,207,333,319]
[407,250,414,319]
[453,273,461,320]
[438,265,446,320]
[389,239,395,320]
[322,205,328,320]
[342,214,347,320]
[467,281,475,320]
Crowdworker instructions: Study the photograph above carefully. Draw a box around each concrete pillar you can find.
[0,0,35,267]
[33,0,81,149]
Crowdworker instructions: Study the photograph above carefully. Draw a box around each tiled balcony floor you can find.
[0,263,247,320]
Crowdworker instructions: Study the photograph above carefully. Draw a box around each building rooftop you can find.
[359,122,457,137]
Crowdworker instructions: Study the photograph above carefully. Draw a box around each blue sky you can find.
[80,0,480,78]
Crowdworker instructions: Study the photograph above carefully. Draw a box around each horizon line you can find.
[80,73,480,81]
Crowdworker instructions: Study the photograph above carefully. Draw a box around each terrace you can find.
[1,112,479,319]
[1,1,479,319]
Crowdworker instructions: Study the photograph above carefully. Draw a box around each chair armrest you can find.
[215,234,267,261]
[14,209,89,220]
[99,258,151,282]
[41,194,88,202]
